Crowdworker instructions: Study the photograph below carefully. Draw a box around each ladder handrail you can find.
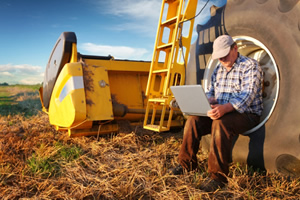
[143,0,198,132]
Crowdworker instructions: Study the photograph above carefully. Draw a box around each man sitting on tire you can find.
[170,35,264,192]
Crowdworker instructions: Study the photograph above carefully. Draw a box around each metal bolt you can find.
[263,92,267,98]
[99,80,106,88]
[264,81,270,87]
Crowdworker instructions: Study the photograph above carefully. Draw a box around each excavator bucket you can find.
[39,32,184,137]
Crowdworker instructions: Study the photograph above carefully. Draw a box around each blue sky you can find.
[0,0,225,85]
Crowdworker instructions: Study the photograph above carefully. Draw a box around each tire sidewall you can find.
[197,1,300,171]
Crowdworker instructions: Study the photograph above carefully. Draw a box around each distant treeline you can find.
[0,82,9,86]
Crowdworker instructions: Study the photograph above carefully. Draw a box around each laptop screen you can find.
[170,85,211,116]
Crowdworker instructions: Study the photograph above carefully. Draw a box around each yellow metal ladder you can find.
[143,0,197,132]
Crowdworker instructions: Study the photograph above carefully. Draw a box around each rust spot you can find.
[86,99,95,106]
[82,64,96,107]
[82,64,95,92]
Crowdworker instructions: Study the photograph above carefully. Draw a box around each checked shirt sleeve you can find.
[229,59,263,114]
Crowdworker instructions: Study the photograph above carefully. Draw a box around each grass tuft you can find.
[54,142,83,162]
[27,153,60,178]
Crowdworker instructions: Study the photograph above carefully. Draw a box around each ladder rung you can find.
[148,98,167,103]
[165,0,178,3]
[161,16,177,26]
[144,124,169,132]
[157,43,172,50]
[153,69,169,74]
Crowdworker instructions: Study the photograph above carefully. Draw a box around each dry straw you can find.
[0,86,299,199]
[0,113,299,199]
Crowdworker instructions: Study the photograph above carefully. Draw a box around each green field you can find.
[0,84,42,116]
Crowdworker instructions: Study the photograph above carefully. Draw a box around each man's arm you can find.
[229,59,263,113]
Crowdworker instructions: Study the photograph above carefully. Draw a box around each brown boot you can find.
[168,164,184,175]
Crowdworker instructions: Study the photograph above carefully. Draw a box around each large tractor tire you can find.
[187,0,300,175]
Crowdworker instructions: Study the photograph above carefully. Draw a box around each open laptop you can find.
[170,85,211,116]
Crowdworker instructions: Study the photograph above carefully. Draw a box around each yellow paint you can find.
[70,43,78,63]
[48,62,86,128]
[82,64,114,121]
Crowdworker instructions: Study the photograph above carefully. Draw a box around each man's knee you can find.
[186,116,199,124]
[212,115,233,128]
[211,117,233,138]
[184,116,199,133]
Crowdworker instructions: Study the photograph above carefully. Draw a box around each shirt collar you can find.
[220,53,241,72]
[235,53,242,66]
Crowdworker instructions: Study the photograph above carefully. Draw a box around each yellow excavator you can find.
[39,0,300,176]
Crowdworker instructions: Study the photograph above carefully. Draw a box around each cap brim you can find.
[211,47,231,60]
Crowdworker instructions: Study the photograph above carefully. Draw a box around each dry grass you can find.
[0,113,299,199]
[0,86,299,199]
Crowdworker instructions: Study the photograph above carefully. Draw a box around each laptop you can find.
[170,85,211,116]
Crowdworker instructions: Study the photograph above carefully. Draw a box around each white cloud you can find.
[0,71,14,77]
[19,77,43,85]
[93,0,215,41]
[81,0,163,60]
[80,43,148,60]
[107,0,161,21]
[0,64,43,84]
[95,0,161,36]
[96,0,218,35]
[82,0,217,60]
[0,64,42,75]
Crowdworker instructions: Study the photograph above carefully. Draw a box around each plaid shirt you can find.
[206,54,263,116]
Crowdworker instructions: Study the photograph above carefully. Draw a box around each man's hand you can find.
[207,103,234,120]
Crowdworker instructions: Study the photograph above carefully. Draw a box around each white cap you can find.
[211,35,234,59]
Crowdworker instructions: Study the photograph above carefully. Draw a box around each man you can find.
[170,35,263,192]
